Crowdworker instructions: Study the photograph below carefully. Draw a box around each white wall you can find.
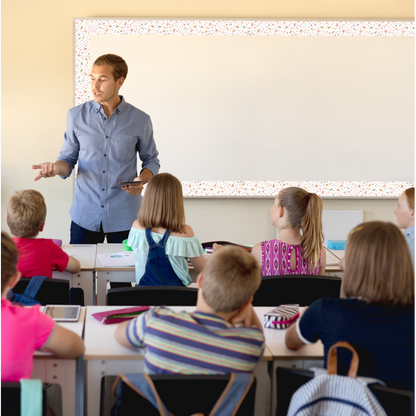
[2,0,412,243]
[184,197,399,245]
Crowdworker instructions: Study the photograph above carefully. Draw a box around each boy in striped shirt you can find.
[115,246,265,374]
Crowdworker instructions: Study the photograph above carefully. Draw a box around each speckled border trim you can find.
[74,19,414,197]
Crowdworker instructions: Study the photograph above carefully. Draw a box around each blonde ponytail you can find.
[300,193,324,270]
[278,187,324,270]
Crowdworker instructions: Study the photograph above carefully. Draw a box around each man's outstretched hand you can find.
[32,162,59,181]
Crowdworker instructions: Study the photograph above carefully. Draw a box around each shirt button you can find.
[104,154,107,157]
[102,189,105,191]
[101,205,104,208]
[106,136,108,138]
[103,171,105,173]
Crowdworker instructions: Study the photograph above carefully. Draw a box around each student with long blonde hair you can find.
[128,173,206,286]
[394,187,414,263]
[286,222,414,390]
[252,187,326,275]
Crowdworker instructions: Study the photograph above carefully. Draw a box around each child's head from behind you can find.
[344,221,414,306]
[1,231,19,294]
[138,173,185,233]
[7,190,47,238]
[394,187,414,229]
[201,246,261,313]
[277,187,323,268]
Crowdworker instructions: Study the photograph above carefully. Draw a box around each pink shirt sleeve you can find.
[49,240,70,273]
[35,308,57,349]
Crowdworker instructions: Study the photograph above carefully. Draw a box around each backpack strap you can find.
[22,276,48,299]
[209,373,254,416]
[112,373,254,416]
[112,373,173,416]
[327,341,359,378]
[20,379,43,416]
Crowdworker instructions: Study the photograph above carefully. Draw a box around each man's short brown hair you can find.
[202,246,261,313]
[343,221,414,306]
[6,190,47,238]
[1,231,18,291]
[93,54,128,81]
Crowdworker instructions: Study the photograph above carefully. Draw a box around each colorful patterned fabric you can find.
[260,240,321,276]
[126,307,265,375]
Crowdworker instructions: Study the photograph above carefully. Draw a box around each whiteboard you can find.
[75,19,415,196]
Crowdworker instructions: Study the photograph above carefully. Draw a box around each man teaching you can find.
[33,54,160,244]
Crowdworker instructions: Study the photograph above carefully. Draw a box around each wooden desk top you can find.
[254,307,324,360]
[62,244,97,271]
[84,306,273,361]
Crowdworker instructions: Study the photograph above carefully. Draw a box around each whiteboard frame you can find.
[73,18,414,198]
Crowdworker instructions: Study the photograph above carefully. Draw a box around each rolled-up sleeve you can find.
[56,110,80,178]
[137,116,160,176]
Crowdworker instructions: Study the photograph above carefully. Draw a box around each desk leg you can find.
[72,271,95,306]
[253,360,270,416]
[96,271,109,306]
[32,359,77,416]
[86,360,145,416]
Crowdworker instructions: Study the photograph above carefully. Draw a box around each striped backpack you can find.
[287,342,388,416]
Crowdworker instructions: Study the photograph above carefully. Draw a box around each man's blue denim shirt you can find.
[57,96,160,233]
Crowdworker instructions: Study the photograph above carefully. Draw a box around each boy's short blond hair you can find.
[202,246,261,313]
[6,190,47,238]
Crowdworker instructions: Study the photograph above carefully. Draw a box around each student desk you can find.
[53,244,97,305]
[32,307,86,416]
[95,244,344,305]
[254,307,324,416]
[95,244,136,305]
[84,306,273,416]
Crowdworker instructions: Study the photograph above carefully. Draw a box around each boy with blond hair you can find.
[6,190,80,278]
[115,246,265,374]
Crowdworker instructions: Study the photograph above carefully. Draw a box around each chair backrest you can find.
[1,382,47,416]
[13,278,70,305]
[252,275,341,306]
[276,367,414,416]
[101,374,256,416]
[107,286,198,306]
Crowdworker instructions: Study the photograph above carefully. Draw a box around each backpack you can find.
[111,372,255,416]
[287,341,388,416]
[7,275,47,306]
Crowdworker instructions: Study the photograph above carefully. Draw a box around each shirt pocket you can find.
[110,135,138,164]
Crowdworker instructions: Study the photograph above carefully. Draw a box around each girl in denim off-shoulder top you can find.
[127,173,206,286]
[252,187,326,275]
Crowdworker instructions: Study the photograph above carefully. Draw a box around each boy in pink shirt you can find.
[6,190,80,278]
[1,231,85,382]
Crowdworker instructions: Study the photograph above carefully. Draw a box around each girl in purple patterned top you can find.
[252,187,326,276]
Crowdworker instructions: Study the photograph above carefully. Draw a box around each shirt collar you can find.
[405,225,415,236]
[192,311,232,328]
[93,95,126,115]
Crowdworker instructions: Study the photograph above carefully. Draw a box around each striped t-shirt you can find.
[126,307,265,375]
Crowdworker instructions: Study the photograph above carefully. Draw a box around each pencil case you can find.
[327,240,346,250]
[263,304,299,329]
[92,306,150,325]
